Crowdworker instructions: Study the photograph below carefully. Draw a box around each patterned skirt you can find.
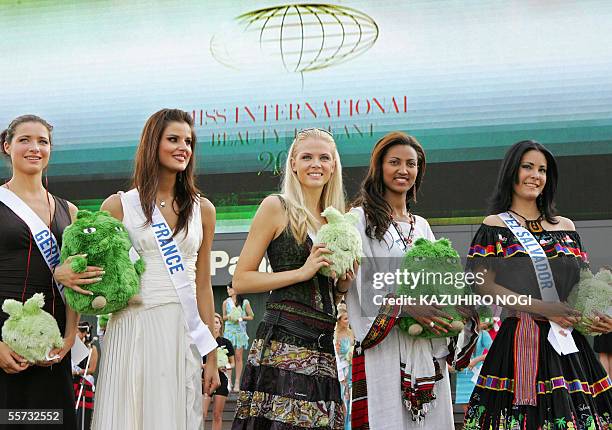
[463,318,612,430]
[232,308,344,429]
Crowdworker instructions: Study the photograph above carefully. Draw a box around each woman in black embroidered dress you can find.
[463,140,612,430]
[231,128,355,429]
[0,115,103,429]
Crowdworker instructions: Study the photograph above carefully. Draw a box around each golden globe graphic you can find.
[210,3,378,74]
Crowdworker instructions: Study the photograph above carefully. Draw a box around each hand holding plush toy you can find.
[316,207,362,278]
[1,293,64,363]
[216,346,231,370]
[61,210,145,315]
[567,268,612,335]
[397,238,468,338]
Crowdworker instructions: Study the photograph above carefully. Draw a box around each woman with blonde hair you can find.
[231,128,355,429]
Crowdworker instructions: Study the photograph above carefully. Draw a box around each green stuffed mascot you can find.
[397,238,468,338]
[61,210,145,315]
[316,207,362,278]
[567,268,612,335]
[2,293,64,363]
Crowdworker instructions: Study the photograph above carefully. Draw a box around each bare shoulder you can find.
[100,194,124,221]
[66,201,79,221]
[253,195,287,238]
[199,196,216,223]
[482,214,506,227]
[552,215,576,231]
[260,194,284,212]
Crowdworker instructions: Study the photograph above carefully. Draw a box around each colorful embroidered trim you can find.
[351,349,369,430]
[513,312,539,406]
[476,374,612,397]
[350,294,401,429]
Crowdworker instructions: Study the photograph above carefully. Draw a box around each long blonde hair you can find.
[280,129,345,244]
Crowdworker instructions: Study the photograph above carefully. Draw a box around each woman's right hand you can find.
[537,301,581,328]
[401,305,454,336]
[0,341,29,374]
[53,254,104,296]
[297,243,332,282]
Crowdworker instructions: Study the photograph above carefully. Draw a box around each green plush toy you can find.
[227,306,242,322]
[567,268,612,336]
[316,207,362,278]
[2,293,64,363]
[397,238,468,338]
[61,210,145,315]
[217,345,231,369]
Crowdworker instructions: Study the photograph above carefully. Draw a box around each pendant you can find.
[527,220,543,233]
[160,200,166,208]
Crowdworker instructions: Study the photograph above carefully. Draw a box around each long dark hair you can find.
[488,140,558,224]
[133,109,199,236]
[352,131,426,241]
[227,281,244,308]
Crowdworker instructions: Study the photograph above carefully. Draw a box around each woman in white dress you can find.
[345,132,478,429]
[92,109,219,430]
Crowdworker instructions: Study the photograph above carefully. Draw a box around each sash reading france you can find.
[152,222,185,275]
[124,189,217,357]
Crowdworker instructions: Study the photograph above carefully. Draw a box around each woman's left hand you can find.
[36,336,75,367]
[585,312,612,334]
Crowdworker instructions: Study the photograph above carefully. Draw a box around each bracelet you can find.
[335,286,349,295]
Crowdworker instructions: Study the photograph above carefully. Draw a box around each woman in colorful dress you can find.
[335,309,354,430]
[222,282,253,392]
[463,140,612,430]
[231,128,352,429]
[92,109,219,430]
[346,131,478,429]
[0,115,103,430]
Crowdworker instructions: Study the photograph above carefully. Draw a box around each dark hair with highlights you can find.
[1,114,53,157]
[133,109,199,237]
[488,140,559,224]
[352,131,426,241]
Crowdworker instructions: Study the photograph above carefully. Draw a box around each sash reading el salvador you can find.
[499,212,578,355]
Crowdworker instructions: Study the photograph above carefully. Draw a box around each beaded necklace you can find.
[390,213,415,250]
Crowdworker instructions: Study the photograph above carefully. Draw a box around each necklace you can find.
[508,209,544,233]
[390,213,415,250]
[158,196,174,209]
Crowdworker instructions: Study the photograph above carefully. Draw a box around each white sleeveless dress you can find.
[92,189,204,430]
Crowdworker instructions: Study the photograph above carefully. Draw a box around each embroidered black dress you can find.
[463,225,612,430]
[232,199,343,429]
[0,196,77,430]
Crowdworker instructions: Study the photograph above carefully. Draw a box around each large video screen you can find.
[2,1,611,230]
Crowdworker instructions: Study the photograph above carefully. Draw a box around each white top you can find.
[119,190,202,308]
[346,206,436,342]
